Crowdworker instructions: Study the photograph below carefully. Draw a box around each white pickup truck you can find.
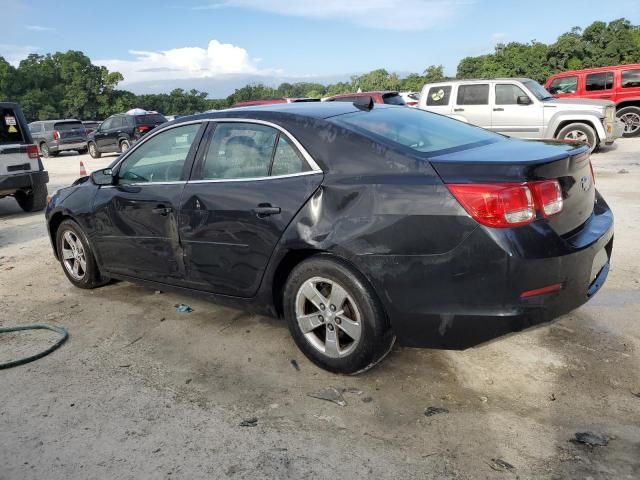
[0,102,49,212]
[419,78,623,152]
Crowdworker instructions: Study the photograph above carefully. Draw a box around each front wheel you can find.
[56,219,108,289]
[283,256,395,374]
[88,142,101,158]
[617,106,640,137]
[556,122,597,153]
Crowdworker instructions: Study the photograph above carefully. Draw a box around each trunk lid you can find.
[54,121,87,142]
[430,139,595,235]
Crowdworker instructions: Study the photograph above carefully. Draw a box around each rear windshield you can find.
[135,114,167,125]
[382,93,405,106]
[1,107,26,144]
[54,121,83,130]
[332,106,503,155]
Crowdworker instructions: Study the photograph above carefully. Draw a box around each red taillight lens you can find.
[136,125,150,134]
[447,183,535,228]
[530,180,563,218]
[26,144,39,159]
[53,130,60,140]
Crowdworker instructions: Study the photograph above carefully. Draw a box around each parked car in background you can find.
[1,102,49,211]
[419,78,622,152]
[82,120,101,135]
[87,111,166,158]
[46,102,612,373]
[545,64,640,137]
[232,98,320,108]
[400,91,420,107]
[29,119,88,157]
[324,91,406,106]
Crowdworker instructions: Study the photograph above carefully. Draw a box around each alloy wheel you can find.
[620,112,640,135]
[563,129,589,144]
[61,230,87,281]
[295,276,362,358]
[89,143,96,156]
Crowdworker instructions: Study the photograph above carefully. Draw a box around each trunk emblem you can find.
[580,175,591,192]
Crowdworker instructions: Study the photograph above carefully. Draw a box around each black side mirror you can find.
[91,168,114,186]
[517,95,532,105]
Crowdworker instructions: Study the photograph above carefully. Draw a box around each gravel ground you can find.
[1,141,639,480]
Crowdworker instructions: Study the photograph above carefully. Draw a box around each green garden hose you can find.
[0,324,68,369]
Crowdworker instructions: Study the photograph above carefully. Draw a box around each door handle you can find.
[252,204,281,218]
[454,108,465,112]
[152,206,173,216]
[493,108,504,112]
[599,95,612,99]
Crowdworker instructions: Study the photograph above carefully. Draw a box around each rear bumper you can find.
[50,141,87,152]
[0,170,49,195]
[360,193,614,349]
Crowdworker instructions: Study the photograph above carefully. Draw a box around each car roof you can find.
[548,63,640,76]
[190,101,368,122]
[328,91,398,98]
[424,78,534,86]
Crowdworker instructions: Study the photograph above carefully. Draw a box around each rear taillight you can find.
[53,130,60,140]
[530,180,563,218]
[136,125,151,134]
[447,180,564,228]
[26,144,39,159]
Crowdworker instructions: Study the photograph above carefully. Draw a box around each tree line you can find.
[0,18,638,122]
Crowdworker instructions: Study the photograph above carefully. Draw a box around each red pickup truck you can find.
[545,64,640,137]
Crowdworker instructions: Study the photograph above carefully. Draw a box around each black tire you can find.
[55,219,108,289]
[88,142,101,158]
[283,255,395,374]
[119,139,130,153]
[556,122,597,153]
[77,147,88,154]
[40,142,51,158]
[616,106,640,138]
[15,183,48,212]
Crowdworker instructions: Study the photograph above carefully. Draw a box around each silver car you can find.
[419,78,623,151]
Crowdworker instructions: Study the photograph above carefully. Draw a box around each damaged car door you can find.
[91,122,204,283]
[179,120,323,297]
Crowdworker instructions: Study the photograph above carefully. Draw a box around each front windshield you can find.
[524,80,554,101]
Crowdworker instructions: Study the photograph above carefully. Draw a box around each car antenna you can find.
[353,96,374,111]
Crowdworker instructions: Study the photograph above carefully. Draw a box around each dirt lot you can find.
[1,141,639,480]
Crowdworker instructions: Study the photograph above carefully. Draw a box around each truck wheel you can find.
[119,139,131,153]
[556,123,597,153]
[40,143,51,158]
[88,142,101,158]
[283,255,395,374]
[617,106,640,137]
[15,183,48,212]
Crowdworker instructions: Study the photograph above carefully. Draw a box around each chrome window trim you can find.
[187,170,322,184]
[111,118,323,184]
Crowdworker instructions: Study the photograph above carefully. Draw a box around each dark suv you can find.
[1,102,49,211]
[29,119,88,157]
[87,112,166,158]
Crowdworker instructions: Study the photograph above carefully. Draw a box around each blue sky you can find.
[2,0,639,96]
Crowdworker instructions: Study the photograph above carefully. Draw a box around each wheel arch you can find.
[552,118,601,141]
[48,211,72,259]
[616,99,640,110]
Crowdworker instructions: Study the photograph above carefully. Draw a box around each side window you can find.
[271,136,311,176]
[586,72,614,91]
[117,123,200,184]
[101,118,113,130]
[110,117,123,129]
[44,123,53,132]
[495,84,528,105]
[622,69,640,88]
[426,86,452,106]
[457,84,489,105]
[548,76,578,94]
[202,123,277,180]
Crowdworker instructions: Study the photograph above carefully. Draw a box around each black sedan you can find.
[45,102,613,373]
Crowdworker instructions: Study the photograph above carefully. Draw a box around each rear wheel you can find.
[617,106,640,137]
[119,139,130,153]
[556,122,597,153]
[55,219,108,289]
[15,183,48,212]
[283,256,395,374]
[88,142,101,158]
[40,142,52,158]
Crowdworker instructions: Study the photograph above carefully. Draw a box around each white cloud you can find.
[25,25,56,32]
[491,32,507,45]
[95,39,279,84]
[196,0,474,30]
[0,44,39,66]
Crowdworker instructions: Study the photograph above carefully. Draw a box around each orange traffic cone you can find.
[80,160,87,176]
